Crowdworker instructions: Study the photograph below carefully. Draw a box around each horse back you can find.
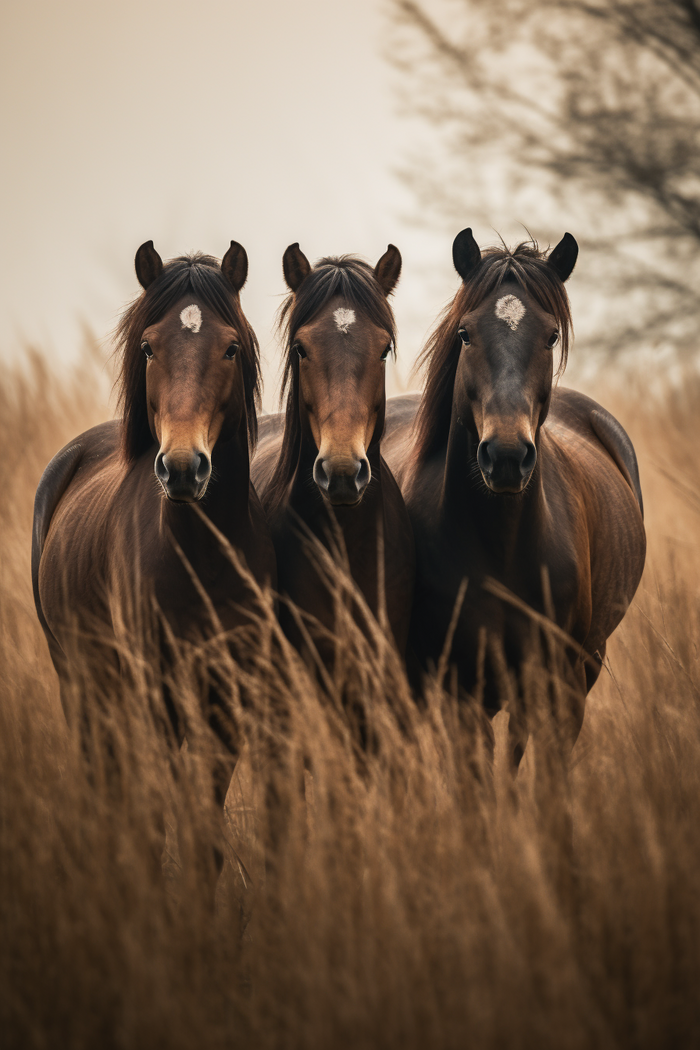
[32,421,125,671]
[377,455,415,654]
[250,411,284,499]
[32,439,84,663]
[34,420,125,618]
[381,393,421,484]
[548,388,643,514]
[33,420,119,553]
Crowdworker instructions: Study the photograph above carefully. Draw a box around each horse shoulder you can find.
[536,464,590,632]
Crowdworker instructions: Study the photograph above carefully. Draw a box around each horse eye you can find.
[458,329,470,346]
[380,341,393,361]
[141,341,153,359]
[224,343,239,360]
[294,343,307,360]
[548,331,560,348]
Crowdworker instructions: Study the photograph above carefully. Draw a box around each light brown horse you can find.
[252,245,414,668]
[383,231,646,764]
[32,241,276,845]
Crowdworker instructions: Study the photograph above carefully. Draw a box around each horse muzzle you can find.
[313,455,371,506]
[477,438,536,494]
[155,449,212,502]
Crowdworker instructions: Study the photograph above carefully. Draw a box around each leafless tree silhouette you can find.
[390,0,700,354]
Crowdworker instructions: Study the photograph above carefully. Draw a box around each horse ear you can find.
[374,244,402,296]
[452,228,481,282]
[283,243,312,292]
[547,233,578,282]
[135,241,163,290]
[222,240,248,292]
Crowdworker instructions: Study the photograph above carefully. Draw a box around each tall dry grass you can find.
[1,349,699,1050]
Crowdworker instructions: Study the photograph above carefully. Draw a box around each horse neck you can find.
[294,404,319,482]
[441,400,545,556]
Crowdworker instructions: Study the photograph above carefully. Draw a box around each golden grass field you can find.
[1,347,699,1049]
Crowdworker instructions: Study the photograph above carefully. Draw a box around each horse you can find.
[32,240,276,869]
[382,230,646,766]
[251,244,414,670]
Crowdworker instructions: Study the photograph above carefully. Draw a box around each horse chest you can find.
[273,473,413,655]
[147,511,269,638]
[275,501,381,608]
[409,501,582,694]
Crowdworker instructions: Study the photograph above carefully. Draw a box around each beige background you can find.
[1,0,469,404]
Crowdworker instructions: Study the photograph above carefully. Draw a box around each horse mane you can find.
[265,255,397,513]
[412,240,573,466]
[115,252,261,463]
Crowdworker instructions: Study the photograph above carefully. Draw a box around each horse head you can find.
[451,229,577,494]
[120,240,258,503]
[280,243,401,506]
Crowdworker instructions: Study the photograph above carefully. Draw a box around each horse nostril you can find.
[155,449,210,499]
[521,442,537,475]
[356,458,370,493]
[195,453,211,483]
[155,452,169,484]
[477,441,493,475]
[316,457,368,504]
[313,457,330,492]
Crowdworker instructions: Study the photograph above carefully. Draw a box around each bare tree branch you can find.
[389,0,700,354]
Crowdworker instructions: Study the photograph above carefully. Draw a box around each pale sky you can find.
[0,0,460,405]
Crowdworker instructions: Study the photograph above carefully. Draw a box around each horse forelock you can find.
[265,256,397,514]
[115,253,261,463]
[412,241,573,467]
[278,256,397,357]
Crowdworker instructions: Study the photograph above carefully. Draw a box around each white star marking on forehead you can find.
[495,294,526,331]
[333,307,356,334]
[180,304,202,333]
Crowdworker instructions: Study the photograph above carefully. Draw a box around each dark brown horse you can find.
[252,244,414,665]
[33,241,276,832]
[383,231,646,763]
